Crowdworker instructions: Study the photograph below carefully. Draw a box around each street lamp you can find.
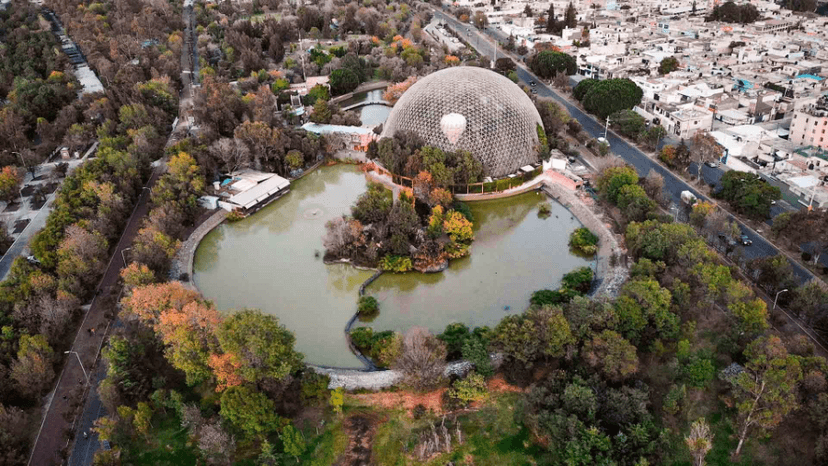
[64,351,89,385]
[121,247,131,268]
[773,289,788,310]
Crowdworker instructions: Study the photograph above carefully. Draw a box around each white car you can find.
[597,137,610,147]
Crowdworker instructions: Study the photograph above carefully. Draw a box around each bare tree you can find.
[394,327,447,391]
[209,138,251,173]
[685,418,713,466]
[198,422,235,466]
[642,169,666,206]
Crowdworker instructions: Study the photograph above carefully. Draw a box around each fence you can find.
[383,167,544,195]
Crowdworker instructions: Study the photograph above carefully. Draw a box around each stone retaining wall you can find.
[169,209,228,283]
[541,182,628,298]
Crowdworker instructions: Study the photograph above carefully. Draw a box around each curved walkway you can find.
[541,182,628,298]
[169,209,228,284]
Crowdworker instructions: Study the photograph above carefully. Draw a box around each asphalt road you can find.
[431,8,818,284]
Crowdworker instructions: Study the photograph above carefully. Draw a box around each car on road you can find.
[740,235,752,246]
[529,80,536,86]
[531,88,537,94]
[705,161,719,168]
[597,137,610,147]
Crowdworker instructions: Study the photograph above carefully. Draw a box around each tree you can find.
[530,51,577,78]
[56,224,108,296]
[717,171,781,219]
[152,152,205,221]
[524,4,533,16]
[706,2,760,23]
[546,4,558,33]
[615,278,676,343]
[771,209,828,265]
[394,327,447,390]
[217,309,304,386]
[583,330,639,382]
[329,68,360,95]
[0,166,23,203]
[658,57,680,75]
[728,299,769,336]
[219,386,285,440]
[495,57,516,74]
[11,334,54,396]
[121,281,202,325]
[157,300,222,385]
[564,2,578,28]
[642,125,667,150]
[609,109,645,140]
[280,424,306,462]
[596,165,639,204]
[685,418,713,466]
[750,255,795,295]
[616,184,656,222]
[310,99,332,124]
[579,79,644,120]
[691,131,722,183]
[351,183,393,225]
[643,169,665,204]
[492,305,574,366]
[727,335,802,456]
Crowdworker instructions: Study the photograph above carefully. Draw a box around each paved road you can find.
[27,167,161,466]
[67,363,107,466]
[431,8,817,284]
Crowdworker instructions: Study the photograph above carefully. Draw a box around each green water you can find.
[194,165,591,367]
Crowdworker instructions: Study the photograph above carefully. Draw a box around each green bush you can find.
[561,266,594,294]
[349,327,401,367]
[357,296,379,315]
[379,255,412,273]
[569,227,599,256]
[462,338,494,377]
[301,371,331,403]
[538,203,552,219]
[663,384,686,415]
[447,372,488,406]
[530,288,580,306]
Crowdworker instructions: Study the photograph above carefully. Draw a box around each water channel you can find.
[194,164,592,367]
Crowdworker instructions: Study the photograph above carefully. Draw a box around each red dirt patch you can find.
[348,375,525,417]
[350,388,448,416]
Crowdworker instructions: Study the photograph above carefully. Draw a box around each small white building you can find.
[215,169,290,215]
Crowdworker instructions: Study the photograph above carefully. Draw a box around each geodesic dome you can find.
[381,66,543,178]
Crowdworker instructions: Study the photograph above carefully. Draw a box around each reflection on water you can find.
[359,104,391,127]
[195,165,592,367]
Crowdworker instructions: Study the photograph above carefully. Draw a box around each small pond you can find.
[194,165,592,367]
[337,89,391,127]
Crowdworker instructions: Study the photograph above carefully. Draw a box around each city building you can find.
[789,96,828,149]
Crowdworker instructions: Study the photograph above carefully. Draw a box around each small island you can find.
[323,176,475,273]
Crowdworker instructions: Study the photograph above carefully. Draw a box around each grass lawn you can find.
[123,416,199,466]
[303,418,349,466]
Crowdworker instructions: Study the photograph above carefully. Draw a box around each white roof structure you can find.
[75,65,104,94]
[788,175,821,189]
[227,175,290,210]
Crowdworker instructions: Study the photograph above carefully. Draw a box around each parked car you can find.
[740,235,752,246]
[705,161,719,168]
[597,136,610,147]
[529,80,536,86]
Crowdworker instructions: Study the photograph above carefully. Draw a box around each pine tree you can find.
[547,4,556,33]
[565,2,578,29]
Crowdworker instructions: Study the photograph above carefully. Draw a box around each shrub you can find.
[538,203,552,219]
[357,296,379,315]
[462,337,493,377]
[530,288,580,306]
[349,327,402,367]
[379,255,413,272]
[663,384,686,415]
[301,371,331,403]
[447,372,488,406]
[569,227,599,256]
[561,266,594,293]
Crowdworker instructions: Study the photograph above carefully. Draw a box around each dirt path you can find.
[338,414,380,466]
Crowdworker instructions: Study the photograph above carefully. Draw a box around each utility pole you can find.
[773,289,788,310]
[65,351,89,385]
[604,115,610,139]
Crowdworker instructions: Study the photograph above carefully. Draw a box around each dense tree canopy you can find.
[575,79,644,120]
[529,51,577,78]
